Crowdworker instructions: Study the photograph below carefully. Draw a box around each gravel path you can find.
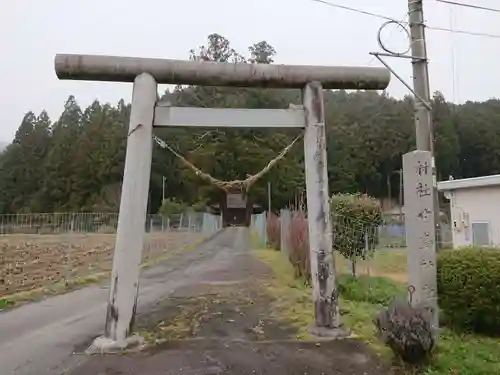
[0,228,238,375]
[1,227,388,375]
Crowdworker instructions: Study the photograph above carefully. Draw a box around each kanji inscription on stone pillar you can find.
[402,150,439,331]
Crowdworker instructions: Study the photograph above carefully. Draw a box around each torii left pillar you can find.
[88,73,157,353]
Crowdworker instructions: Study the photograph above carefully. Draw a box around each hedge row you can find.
[437,246,500,335]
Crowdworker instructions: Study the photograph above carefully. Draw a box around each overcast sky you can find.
[1,0,499,142]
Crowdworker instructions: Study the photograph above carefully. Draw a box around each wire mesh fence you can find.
[251,211,452,251]
[0,212,222,297]
[376,221,453,249]
[0,212,216,235]
[251,209,454,283]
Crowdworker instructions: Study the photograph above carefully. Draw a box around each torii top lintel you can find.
[54,54,390,90]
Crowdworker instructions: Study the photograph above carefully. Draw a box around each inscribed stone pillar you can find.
[402,150,439,331]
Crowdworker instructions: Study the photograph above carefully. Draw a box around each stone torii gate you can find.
[54,54,390,351]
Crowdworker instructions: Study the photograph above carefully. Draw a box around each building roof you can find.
[437,174,500,191]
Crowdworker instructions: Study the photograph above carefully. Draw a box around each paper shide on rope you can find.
[153,131,304,193]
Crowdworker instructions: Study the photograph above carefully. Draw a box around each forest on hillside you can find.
[1,33,499,215]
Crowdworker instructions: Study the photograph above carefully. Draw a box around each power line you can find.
[435,0,500,14]
[308,0,397,21]
[307,0,500,39]
[427,25,500,39]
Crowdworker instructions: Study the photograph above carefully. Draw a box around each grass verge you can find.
[335,248,408,283]
[254,247,500,375]
[253,246,314,340]
[0,238,206,311]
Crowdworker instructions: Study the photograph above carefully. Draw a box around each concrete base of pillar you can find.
[308,324,351,340]
[85,334,144,354]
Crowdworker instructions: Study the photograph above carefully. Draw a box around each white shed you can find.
[438,174,500,248]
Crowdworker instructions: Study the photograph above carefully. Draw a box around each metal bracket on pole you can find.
[372,51,425,61]
[370,18,433,112]
[369,52,432,112]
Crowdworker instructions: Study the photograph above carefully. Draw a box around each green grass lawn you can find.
[254,247,500,375]
[335,248,408,283]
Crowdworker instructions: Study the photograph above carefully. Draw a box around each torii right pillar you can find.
[303,81,346,337]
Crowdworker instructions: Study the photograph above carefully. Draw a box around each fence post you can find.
[63,217,74,286]
[280,209,292,257]
[252,213,266,246]
[263,212,268,246]
[202,213,211,236]
[365,231,371,278]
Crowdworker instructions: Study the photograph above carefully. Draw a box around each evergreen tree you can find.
[0,34,499,214]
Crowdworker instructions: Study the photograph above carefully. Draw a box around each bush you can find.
[288,211,310,281]
[158,198,187,216]
[190,200,208,212]
[266,212,281,250]
[330,193,382,277]
[338,274,406,306]
[374,299,436,364]
[338,274,435,364]
[437,247,500,335]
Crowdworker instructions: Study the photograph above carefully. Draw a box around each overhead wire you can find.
[427,26,500,39]
[435,0,500,14]
[309,0,397,21]
[306,0,500,39]
[307,0,497,141]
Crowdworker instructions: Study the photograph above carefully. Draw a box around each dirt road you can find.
[0,227,387,375]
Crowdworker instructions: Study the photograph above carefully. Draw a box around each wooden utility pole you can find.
[408,0,432,151]
[408,0,441,249]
